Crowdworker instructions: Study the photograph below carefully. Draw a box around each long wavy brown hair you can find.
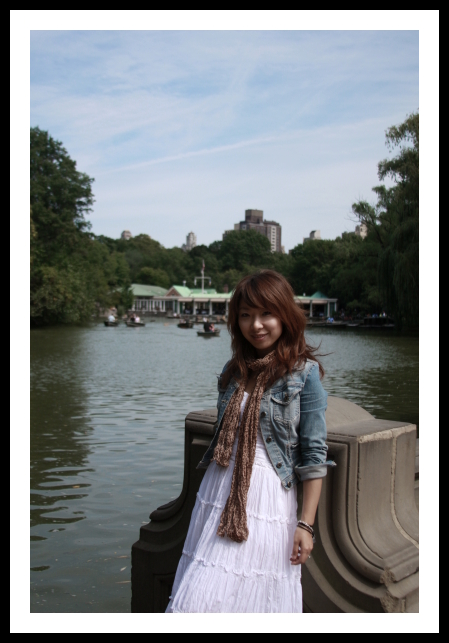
[221,269,324,388]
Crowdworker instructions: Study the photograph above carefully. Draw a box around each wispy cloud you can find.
[30,30,418,249]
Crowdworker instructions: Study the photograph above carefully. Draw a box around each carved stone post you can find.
[300,397,419,613]
[131,397,418,613]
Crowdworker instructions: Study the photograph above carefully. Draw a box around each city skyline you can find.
[121,214,367,250]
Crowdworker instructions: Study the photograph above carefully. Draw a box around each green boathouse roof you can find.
[131,284,168,297]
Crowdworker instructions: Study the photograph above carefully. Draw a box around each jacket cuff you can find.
[295,460,336,481]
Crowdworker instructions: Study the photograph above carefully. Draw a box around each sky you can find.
[29,30,419,252]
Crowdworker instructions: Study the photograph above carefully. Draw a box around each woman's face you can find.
[238,304,283,358]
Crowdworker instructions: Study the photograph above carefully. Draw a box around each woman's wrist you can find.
[296,520,316,542]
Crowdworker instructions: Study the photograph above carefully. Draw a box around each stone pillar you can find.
[300,398,418,613]
[225,300,229,316]
[131,398,419,613]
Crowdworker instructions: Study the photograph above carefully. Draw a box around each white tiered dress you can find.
[165,392,302,613]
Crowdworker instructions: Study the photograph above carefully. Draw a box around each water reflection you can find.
[31,328,93,537]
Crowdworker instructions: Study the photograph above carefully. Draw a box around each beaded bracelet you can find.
[297,520,316,542]
[297,519,314,533]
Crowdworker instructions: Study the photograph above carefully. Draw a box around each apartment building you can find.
[223,209,282,253]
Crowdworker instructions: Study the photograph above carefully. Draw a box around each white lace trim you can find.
[195,492,297,525]
[180,549,300,581]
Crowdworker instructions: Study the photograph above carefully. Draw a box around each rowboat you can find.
[362,316,395,329]
[104,321,119,327]
[178,320,194,328]
[126,321,146,327]
[307,321,347,328]
[197,330,220,337]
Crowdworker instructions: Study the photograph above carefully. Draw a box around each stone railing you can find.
[131,397,419,613]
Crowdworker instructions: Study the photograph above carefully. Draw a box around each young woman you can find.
[166,270,335,613]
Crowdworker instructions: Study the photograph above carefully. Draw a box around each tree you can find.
[30,127,94,260]
[218,230,272,271]
[352,112,419,328]
[136,267,171,289]
[30,127,131,324]
[289,239,335,296]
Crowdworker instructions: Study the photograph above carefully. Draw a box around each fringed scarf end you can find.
[216,524,249,543]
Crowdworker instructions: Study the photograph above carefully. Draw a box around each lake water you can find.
[30,321,418,613]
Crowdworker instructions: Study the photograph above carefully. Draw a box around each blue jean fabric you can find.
[197,360,336,490]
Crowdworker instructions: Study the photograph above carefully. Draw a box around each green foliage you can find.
[30,128,132,325]
[289,239,335,295]
[286,233,381,314]
[136,266,171,289]
[30,127,94,260]
[218,230,272,271]
[31,264,97,324]
[352,112,419,328]
[220,269,247,291]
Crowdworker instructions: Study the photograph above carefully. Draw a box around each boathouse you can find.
[130,284,169,313]
[131,283,337,318]
[130,283,231,316]
[131,284,338,318]
[160,285,232,316]
[294,291,338,318]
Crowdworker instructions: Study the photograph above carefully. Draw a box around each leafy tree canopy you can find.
[136,266,171,289]
[218,230,272,271]
[352,112,419,328]
[30,127,94,262]
[30,127,131,325]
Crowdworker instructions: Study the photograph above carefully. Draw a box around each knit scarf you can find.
[213,351,276,543]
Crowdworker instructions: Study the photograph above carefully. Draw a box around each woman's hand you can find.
[290,527,314,565]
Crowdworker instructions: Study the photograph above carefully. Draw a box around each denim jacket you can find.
[197,359,336,490]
